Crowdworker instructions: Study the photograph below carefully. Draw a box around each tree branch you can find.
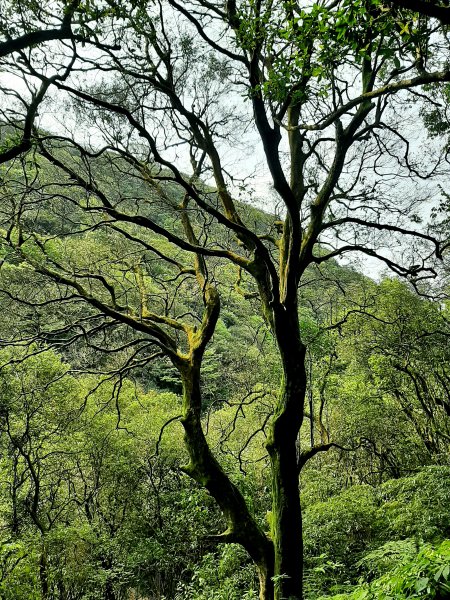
[389,0,450,24]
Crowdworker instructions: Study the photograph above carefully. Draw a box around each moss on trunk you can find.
[267,304,307,600]
[179,362,275,599]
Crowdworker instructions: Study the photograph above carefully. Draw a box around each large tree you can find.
[1,1,449,598]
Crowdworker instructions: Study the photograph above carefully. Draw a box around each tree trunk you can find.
[39,545,49,600]
[179,361,275,600]
[257,561,275,600]
[104,579,116,600]
[267,305,307,600]
[101,556,116,600]
[57,578,67,600]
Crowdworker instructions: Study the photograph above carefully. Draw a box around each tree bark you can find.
[267,304,307,600]
[179,361,275,600]
[39,546,49,600]
[102,556,116,600]
[257,561,275,600]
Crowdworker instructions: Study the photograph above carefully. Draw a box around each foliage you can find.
[1,0,450,598]
[175,545,258,600]
[302,466,450,598]
[319,540,450,600]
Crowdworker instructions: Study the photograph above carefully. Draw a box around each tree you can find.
[344,280,450,459]
[0,348,81,598]
[1,1,450,598]
[0,347,208,599]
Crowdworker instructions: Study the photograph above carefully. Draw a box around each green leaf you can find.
[415,577,429,592]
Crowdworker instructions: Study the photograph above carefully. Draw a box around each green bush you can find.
[174,545,258,600]
[318,540,450,600]
[379,466,450,541]
[304,485,379,564]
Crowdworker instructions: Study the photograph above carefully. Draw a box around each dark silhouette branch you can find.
[389,0,450,24]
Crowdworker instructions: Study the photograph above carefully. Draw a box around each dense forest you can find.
[0,0,450,599]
